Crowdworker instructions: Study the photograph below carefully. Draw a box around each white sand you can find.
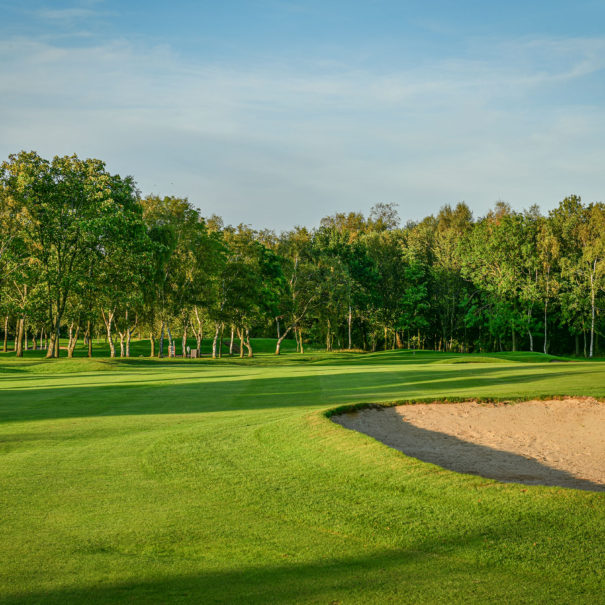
[333,398,605,491]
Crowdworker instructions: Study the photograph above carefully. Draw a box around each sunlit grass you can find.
[0,344,603,603]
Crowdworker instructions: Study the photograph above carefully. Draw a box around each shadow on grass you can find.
[0,538,571,605]
[0,362,600,424]
[334,408,605,492]
[3,345,589,367]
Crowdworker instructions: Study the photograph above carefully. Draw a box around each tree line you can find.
[1,151,604,359]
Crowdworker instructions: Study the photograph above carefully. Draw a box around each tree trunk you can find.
[166,324,174,353]
[159,321,165,357]
[298,327,304,354]
[119,332,125,357]
[244,328,253,357]
[212,323,220,359]
[275,324,294,355]
[182,322,188,358]
[122,310,136,358]
[87,322,93,357]
[193,307,203,354]
[384,326,388,351]
[396,331,403,349]
[46,329,58,358]
[589,265,596,358]
[219,324,224,358]
[150,331,155,358]
[46,303,64,358]
[66,324,74,357]
[543,300,548,355]
[230,326,235,355]
[46,331,52,356]
[102,310,116,358]
[238,327,244,358]
[511,322,516,352]
[15,318,24,357]
[24,321,28,351]
[3,316,8,353]
[276,317,280,339]
[347,305,352,350]
[67,325,80,358]
[107,319,116,357]
[126,328,132,357]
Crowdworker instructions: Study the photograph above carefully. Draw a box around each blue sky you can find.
[1,1,604,229]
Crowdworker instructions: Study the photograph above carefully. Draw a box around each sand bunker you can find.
[333,398,605,491]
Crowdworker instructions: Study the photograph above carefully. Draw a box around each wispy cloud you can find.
[24,1,112,32]
[36,7,99,20]
[0,32,604,229]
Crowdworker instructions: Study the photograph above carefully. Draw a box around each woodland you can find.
[1,150,604,359]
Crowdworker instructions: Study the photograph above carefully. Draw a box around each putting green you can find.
[0,346,604,604]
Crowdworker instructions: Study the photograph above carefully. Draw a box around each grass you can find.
[0,343,603,603]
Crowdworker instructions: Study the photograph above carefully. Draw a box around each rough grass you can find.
[0,344,604,603]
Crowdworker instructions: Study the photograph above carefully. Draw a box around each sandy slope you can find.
[333,398,605,491]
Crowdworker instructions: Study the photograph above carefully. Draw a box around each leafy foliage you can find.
[1,151,604,358]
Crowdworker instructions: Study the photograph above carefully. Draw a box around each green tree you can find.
[1,152,141,357]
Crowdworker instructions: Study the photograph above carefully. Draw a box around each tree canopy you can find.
[1,151,604,358]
